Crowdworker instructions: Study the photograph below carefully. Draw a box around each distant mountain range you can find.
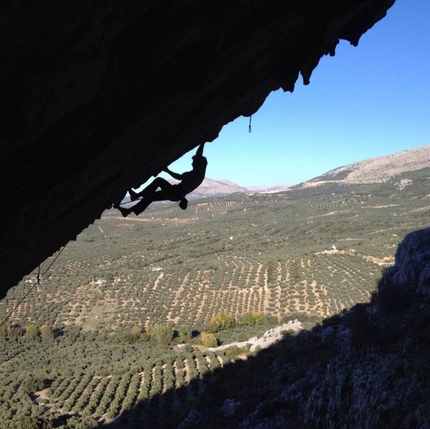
[194,145,430,196]
[122,145,430,203]
[298,145,430,188]
[188,179,292,199]
[187,178,248,199]
[121,179,293,204]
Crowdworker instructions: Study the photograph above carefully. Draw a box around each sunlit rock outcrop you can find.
[376,227,430,311]
[0,0,395,298]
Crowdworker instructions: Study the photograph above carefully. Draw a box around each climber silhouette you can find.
[116,143,207,217]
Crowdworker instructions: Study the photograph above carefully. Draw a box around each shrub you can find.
[21,376,48,393]
[224,346,247,360]
[18,415,52,429]
[206,313,235,333]
[26,324,41,342]
[200,332,218,348]
[177,325,193,341]
[40,324,54,342]
[242,311,264,326]
[150,324,174,346]
[120,332,139,344]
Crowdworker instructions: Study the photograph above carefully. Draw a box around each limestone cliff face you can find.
[0,0,395,298]
[377,227,430,309]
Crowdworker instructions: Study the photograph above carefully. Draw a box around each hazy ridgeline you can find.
[1,172,429,428]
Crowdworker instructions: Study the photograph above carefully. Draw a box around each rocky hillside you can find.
[189,179,292,199]
[172,228,430,429]
[300,145,430,187]
[188,178,248,199]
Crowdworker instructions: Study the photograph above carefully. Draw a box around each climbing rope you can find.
[248,115,252,133]
[0,246,66,327]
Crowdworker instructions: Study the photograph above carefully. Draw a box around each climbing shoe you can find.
[129,189,139,201]
[117,206,129,217]
[179,198,188,210]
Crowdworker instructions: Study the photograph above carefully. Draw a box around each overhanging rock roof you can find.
[0,0,396,298]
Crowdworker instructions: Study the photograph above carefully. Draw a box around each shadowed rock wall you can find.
[0,0,395,298]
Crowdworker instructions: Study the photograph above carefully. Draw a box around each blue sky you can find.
[162,0,430,187]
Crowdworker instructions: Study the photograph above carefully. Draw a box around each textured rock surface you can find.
[178,230,430,428]
[208,320,302,353]
[236,318,430,429]
[377,227,430,310]
[0,0,395,298]
[237,229,430,428]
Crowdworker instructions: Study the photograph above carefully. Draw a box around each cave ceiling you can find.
[0,0,396,299]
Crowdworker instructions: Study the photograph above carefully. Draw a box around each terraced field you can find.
[3,189,419,330]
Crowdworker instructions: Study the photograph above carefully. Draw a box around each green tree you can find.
[18,415,52,429]
[7,323,23,339]
[121,331,139,344]
[0,321,11,338]
[242,311,264,326]
[151,324,174,346]
[266,260,275,283]
[21,375,48,393]
[40,324,54,342]
[178,324,193,341]
[131,325,142,337]
[206,313,235,333]
[26,324,41,341]
[200,331,218,348]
